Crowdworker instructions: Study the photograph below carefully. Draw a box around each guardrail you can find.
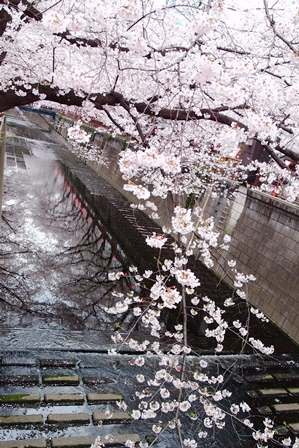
[0,116,6,216]
[19,106,57,120]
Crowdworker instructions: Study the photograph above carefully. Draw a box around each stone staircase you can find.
[0,351,142,448]
[1,350,299,447]
[233,359,299,441]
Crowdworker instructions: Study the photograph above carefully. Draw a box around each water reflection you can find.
[48,163,139,330]
[0,157,139,332]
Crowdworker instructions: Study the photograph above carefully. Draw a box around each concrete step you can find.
[45,393,84,404]
[42,375,80,386]
[0,415,43,426]
[245,373,274,383]
[289,422,299,434]
[0,393,41,404]
[0,409,133,427]
[51,434,140,447]
[0,439,46,448]
[93,411,131,424]
[87,393,123,403]
[0,434,140,448]
[274,372,299,382]
[40,359,77,368]
[0,392,123,406]
[47,413,90,424]
[273,402,299,414]
[258,387,288,397]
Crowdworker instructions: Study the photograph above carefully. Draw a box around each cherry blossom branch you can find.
[216,45,251,56]
[174,286,188,447]
[0,0,42,66]
[259,142,288,169]
[119,99,147,145]
[101,106,125,133]
[1,82,298,164]
[0,0,42,30]
[263,0,298,54]
[126,4,202,32]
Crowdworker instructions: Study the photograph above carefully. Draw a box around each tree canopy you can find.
[1,2,299,447]
[0,1,298,173]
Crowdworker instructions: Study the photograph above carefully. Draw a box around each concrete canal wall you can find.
[53,113,299,344]
[202,187,299,343]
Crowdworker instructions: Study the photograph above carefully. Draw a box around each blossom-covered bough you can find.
[0,0,298,446]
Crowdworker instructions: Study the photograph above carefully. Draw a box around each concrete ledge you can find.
[40,359,77,368]
[0,439,46,448]
[273,403,299,413]
[0,415,43,425]
[0,376,39,385]
[87,393,122,403]
[93,411,131,423]
[289,422,299,434]
[248,189,299,218]
[44,393,84,404]
[51,434,140,447]
[47,413,90,424]
[0,393,40,404]
[42,375,79,385]
[258,388,288,396]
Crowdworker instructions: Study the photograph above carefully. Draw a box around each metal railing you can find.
[0,117,6,216]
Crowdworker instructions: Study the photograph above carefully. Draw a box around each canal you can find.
[0,109,298,447]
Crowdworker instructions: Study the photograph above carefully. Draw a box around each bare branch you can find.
[101,106,125,133]
[263,0,298,54]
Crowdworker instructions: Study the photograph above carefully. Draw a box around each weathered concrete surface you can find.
[44,393,84,404]
[195,187,299,343]
[0,348,298,446]
[42,375,80,386]
[0,438,46,448]
[93,411,131,423]
[51,434,140,448]
[87,393,123,402]
[47,413,90,424]
[0,393,41,404]
[0,415,43,425]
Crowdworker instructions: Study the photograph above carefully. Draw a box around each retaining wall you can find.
[201,188,299,342]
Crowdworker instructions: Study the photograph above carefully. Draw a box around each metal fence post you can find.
[0,117,6,216]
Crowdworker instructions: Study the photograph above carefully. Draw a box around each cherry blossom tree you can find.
[1,0,299,447]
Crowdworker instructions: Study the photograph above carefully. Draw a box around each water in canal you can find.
[1,110,143,350]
